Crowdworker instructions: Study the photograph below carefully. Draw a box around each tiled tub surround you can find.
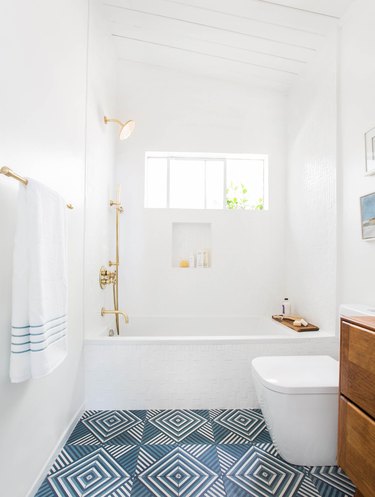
[35,409,355,497]
[85,317,338,409]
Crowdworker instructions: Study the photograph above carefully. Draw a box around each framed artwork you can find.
[360,192,375,240]
[365,126,375,175]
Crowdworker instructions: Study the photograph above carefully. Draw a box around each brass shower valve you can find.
[99,266,116,289]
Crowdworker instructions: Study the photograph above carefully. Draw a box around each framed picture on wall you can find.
[360,192,375,240]
[365,126,375,175]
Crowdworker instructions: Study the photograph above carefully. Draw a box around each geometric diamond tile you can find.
[48,448,130,497]
[213,409,266,442]
[138,447,217,497]
[226,445,304,497]
[310,466,356,496]
[33,479,56,497]
[216,442,280,475]
[297,476,322,497]
[33,409,356,497]
[46,444,139,485]
[148,410,207,442]
[82,410,142,443]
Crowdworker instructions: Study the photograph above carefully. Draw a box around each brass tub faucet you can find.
[101,308,129,324]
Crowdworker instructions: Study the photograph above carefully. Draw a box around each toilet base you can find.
[258,385,338,466]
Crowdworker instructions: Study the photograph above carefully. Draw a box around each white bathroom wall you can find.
[110,62,287,327]
[84,0,117,337]
[286,35,338,333]
[0,1,113,496]
[339,0,375,306]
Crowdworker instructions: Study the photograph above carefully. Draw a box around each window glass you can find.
[206,160,225,209]
[145,158,168,208]
[169,159,205,209]
[145,153,267,210]
[226,159,265,210]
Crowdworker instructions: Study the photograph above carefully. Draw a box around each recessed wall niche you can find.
[172,223,212,268]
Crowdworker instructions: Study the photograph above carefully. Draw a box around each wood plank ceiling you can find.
[103,0,353,91]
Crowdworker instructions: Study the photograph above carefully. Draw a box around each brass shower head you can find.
[103,116,135,140]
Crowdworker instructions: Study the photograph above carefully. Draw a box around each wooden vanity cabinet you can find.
[338,316,375,497]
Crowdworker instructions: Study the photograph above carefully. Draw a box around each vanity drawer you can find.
[340,321,375,418]
[338,396,375,497]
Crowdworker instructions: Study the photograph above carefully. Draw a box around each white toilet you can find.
[252,355,339,466]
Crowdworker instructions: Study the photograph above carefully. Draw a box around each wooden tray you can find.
[272,315,319,332]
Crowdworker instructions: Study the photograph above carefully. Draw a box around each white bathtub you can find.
[84,316,338,410]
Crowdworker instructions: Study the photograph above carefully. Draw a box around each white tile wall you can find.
[286,34,338,334]
[84,338,339,409]
[111,63,287,329]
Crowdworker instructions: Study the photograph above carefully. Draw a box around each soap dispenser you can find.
[282,298,291,315]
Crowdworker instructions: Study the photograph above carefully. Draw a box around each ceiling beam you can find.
[112,34,300,75]
[160,0,326,36]
[105,3,317,51]
[188,38,307,64]
[249,0,340,19]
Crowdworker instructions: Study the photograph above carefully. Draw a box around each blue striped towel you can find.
[10,179,68,382]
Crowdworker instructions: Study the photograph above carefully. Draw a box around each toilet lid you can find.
[252,356,339,394]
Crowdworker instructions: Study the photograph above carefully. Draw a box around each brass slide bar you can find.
[100,186,128,335]
[0,166,74,209]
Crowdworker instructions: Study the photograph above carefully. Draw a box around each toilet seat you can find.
[252,355,339,395]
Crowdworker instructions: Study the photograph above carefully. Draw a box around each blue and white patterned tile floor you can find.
[35,409,355,497]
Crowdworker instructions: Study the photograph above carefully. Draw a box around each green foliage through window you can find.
[225,182,264,210]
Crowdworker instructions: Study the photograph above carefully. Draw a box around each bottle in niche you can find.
[203,249,209,268]
[196,249,209,268]
[188,254,195,268]
[282,298,291,315]
[196,250,204,268]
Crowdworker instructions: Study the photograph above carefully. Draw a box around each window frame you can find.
[145,152,269,210]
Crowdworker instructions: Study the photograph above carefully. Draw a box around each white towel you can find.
[10,179,68,382]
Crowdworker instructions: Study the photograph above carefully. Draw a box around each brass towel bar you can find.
[0,166,73,209]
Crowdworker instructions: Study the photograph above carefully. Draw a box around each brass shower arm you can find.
[104,117,123,127]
